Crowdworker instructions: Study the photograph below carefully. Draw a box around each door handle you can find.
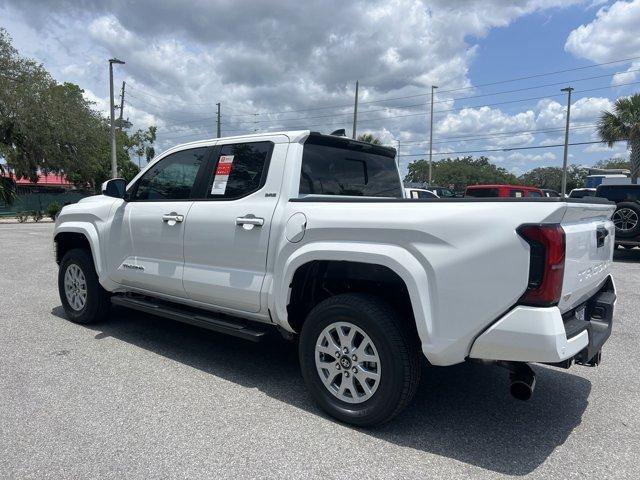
[162,213,184,224]
[236,216,264,229]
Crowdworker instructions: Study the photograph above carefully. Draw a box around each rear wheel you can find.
[58,248,111,324]
[299,293,420,427]
[612,202,640,238]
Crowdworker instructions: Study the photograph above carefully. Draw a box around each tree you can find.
[518,165,587,192]
[0,28,146,191]
[597,93,640,183]
[593,157,631,171]
[357,133,381,145]
[405,156,519,188]
[130,126,157,167]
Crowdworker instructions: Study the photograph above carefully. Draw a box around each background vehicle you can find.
[405,187,438,199]
[569,188,597,199]
[429,186,457,198]
[586,168,631,188]
[54,130,616,427]
[465,184,544,198]
[542,189,561,198]
[595,183,640,248]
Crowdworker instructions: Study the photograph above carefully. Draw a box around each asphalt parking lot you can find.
[1,223,639,479]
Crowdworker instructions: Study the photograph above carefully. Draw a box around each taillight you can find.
[517,224,565,307]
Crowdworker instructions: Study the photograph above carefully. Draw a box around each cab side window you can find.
[206,142,272,199]
[133,147,208,201]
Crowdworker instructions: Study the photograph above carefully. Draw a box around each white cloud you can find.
[612,61,640,85]
[1,0,603,171]
[565,0,640,84]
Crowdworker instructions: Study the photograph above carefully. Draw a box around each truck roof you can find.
[172,130,397,157]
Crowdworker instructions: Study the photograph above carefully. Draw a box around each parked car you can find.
[568,188,597,199]
[542,188,561,198]
[595,183,640,248]
[404,187,438,199]
[54,130,616,426]
[429,186,457,198]
[465,184,544,198]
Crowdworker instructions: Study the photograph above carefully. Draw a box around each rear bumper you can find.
[469,278,615,365]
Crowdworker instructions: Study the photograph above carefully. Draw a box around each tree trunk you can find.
[631,139,640,184]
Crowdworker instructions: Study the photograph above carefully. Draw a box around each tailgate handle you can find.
[596,226,608,248]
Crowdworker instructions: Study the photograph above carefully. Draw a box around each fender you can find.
[54,221,118,291]
[270,241,436,361]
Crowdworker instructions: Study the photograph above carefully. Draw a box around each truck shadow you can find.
[51,305,591,476]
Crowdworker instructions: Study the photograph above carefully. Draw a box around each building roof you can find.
[1,170,73,187]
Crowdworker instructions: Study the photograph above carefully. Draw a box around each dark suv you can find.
[595,183,640,248]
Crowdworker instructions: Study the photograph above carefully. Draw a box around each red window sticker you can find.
[211,155,235,195]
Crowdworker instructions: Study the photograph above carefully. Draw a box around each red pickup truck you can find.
[465,184,544,198]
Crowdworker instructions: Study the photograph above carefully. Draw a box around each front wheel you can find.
[299,293,420,427]
[58,248,111,324]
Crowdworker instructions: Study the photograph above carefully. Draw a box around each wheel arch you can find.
[54,223,103,277]
[272,243,433,352]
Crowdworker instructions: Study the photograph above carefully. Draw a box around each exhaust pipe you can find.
[498,362,536,401]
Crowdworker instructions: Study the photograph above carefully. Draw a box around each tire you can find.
[299,293,421,427]
[612,202,640,239]
[58,248,111,324]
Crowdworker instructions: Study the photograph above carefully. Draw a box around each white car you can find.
[54,130,617,426]
[404,187,439,199]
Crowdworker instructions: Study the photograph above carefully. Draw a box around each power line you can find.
[125,55,640,117]
[148,78,640,133]
[397,123,598,146]
[400,140,624,158]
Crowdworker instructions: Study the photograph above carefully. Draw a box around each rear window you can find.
[300,136,402,197]
[466,188,499,197]
[569,189,595,198]
[596,185,640,201]
[409,189,437,199]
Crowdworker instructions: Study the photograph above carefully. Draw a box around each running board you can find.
[111,295,269,342]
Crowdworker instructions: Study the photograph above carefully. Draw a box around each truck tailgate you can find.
[559,202,616,313]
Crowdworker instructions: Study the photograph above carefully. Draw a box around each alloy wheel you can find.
[314,321,381,404]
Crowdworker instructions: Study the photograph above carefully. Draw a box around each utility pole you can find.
[117,81,126,132]
[560,87,574,197]
[216,102,221,138]
[352,80,359,139]
[109,58,125,179]
[428,85,438,185]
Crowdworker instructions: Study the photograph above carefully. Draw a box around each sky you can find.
[1,0,639,176]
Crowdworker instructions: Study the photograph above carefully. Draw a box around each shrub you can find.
[31,210,43,222]
[16,211,29,223]
[47,202,61,220]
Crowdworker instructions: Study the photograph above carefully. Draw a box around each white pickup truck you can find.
[54,130,616,426]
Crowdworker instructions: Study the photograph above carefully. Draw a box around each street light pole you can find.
[560,87,574,197]
[352,80,359,139]
[428,85,438,185]
[216,102,221,138]
[109,58,125,179]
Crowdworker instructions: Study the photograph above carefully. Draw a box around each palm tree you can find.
[598,93,640,183]
[357,133,382,145]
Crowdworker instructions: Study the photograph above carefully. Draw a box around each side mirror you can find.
[102,178,127,199]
